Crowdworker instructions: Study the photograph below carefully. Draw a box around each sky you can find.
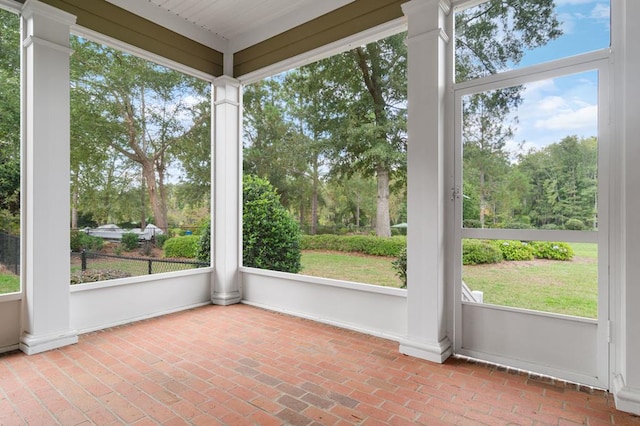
[498,0,610,155]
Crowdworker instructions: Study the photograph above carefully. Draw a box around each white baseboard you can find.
[613,374,640,415]
[398,337,453,363]
[20,330,78,355]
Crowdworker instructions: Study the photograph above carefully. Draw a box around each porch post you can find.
[399,0,452,363]
[211,76,242,305]
[613,0,640,415]
[20,0,78,354]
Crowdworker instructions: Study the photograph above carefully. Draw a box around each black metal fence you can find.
[0,232,19,275]
[70,250,209,284]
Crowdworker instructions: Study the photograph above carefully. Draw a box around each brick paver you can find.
[0,304,638,425]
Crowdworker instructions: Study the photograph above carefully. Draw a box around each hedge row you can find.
[300,234,406,257]
[463,239,574,265]
[301,235,573,266]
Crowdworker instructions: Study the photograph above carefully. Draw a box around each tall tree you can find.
[283,62,335,235]
[457,0,562,227]
[319,33,408,237]
[243,79,308,210]
[70,37,210,230]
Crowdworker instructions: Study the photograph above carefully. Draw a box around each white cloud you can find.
[557,12,576,34]
[536,96,567,113]
[555,1,609,34]
[534,104,597,131]
[591,3,610,20]
[505,73,599,151]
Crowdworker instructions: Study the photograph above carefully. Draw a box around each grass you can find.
[300,251,403,288]
[463,243,598,318]
[302,243,599,318]
[4,243,599,318]
[0,272,20,294]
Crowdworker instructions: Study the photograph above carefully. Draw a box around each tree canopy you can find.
[0,9,20,223]
[70,37,211,230]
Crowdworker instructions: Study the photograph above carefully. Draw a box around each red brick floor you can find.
[0,304,638,425]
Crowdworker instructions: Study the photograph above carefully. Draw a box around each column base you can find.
[613,374,640,415]
[20,330,78,355]
[211,291,241,306]
[399,337,453,363]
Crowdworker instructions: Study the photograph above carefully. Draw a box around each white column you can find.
[211,76,242,305]
[613,0,640,415]
[20,0,77,354]
[398,0,452,363]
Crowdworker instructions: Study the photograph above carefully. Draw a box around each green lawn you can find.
[300,251,403,288]
[302,243,599,319]
[463,242,598,318]
[0,273,20,294]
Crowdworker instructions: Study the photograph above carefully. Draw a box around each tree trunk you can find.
[71,188,78,229]
[479,169,486,228]
[140,169,147,228]
[311,157,319,235]
[299,200,305,230]
[141,159,168,231]
[376,166,391,237]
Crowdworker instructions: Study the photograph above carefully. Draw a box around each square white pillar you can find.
[398,0,453,363]
[613,0,640,415]
[20,0,78,354]
[211,76,242,305]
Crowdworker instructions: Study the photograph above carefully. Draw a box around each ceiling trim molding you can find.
[40,0,224,76]
[233,0,406,78]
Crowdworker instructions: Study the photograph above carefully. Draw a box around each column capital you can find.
[22,0,76,26]
[402,0,451,40]
[401,0,451,18]
[213,75,240,106]
[213,75,241,88]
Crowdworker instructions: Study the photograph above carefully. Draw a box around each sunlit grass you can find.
[0,273,20,294]
[463,243,598,318]
[300,251,403,288]
[302,243,599,319]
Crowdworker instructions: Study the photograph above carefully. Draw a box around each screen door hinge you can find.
[451,186,461,201]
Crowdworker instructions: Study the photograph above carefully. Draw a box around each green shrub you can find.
[392,247,407,289]
[505,222,533,229]
[532,241,574,261]
[565,218,586,230]
[541,223,560,230]
[463,219,482,229]
[494,240,535,261]
[169,228,184,237]
[462,239,503,265]
[163,235,200,259]
[154,233,169,248]
[197,220,211,263]
[300,234,406,257]
[120,232,139,251]
[70,231,104,252]
[243,175,301,273]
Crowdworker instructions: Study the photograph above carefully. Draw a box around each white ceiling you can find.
[106,0,355,53]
